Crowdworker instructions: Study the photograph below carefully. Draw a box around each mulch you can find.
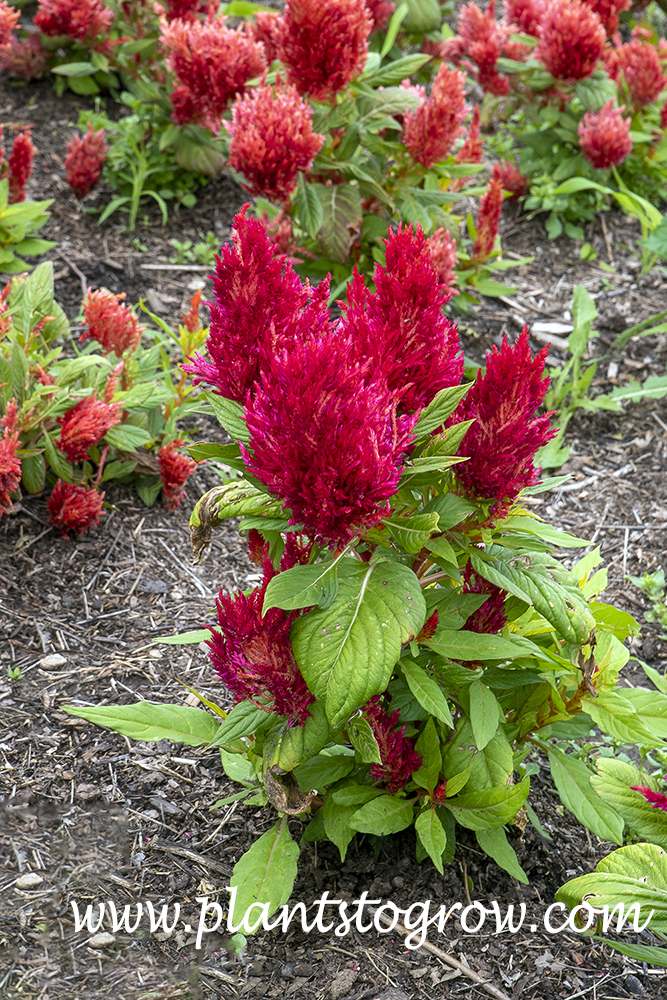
[2,71,667,1000]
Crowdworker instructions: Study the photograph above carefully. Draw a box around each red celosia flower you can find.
[185,206,332,403]
[279,0,372,102]
[182,288,202,334]
[164,0,207,19]
[80,289,144,355]
[0,35,47,81]
[257,210,314,265]
[47,480,104,538]
[472,164,504,263]
[416,609,439,642]
[432,781,448,804]
[578,100,632,169]
[7,130,35,204]
[159,439,197,510]
[504,0,544,36]
[365,0,394,29]
[343,223,464,413]
[161,15,266,135]
[207,557,314,724]
[243,331,417,547]
[495,158,528,199]
[606,39,667,110]
[0,1,19,46]
[0,398,21,517]
[580,0,629,37]
[227,77,324,206]
[365,696,422,793]
[64,124,108,199]
[250,10,284,64]
[535,0,605,81]
[462,562,507,633]
[34,0,113,41]
[402,63,467,168]
[453,329,555,513]
[631,785,667,812]
[451,105,483,192]
[56,394,120,463]
[425,227,459,294]
[459,0,511,95]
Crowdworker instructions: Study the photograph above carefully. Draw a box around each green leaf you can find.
[380,2,409,56]
[294,751,355,792]
[296,175,324,238]
[61,702,221,746]
[590,758,667,850]
[271,702,334,771]
[445,778,529,830]
[621,687,667,739]
[322,795,358,861]
[174,136,224,178]
[219,747,256,785]
[156,628,212,644]
[263,555,342,612]
[362,53,431,86]
[51,61,97,77]
[426,630,523,661]
[472,277,518,297]
[69,76,100,96]
[11,238,57,256]
[21,452,45,494]
[318,184,362,265]
[384,512,440,554]
[412,384,470,437]
[582,690,666,748]
[291,561,426,727]
[206,393,250,444]
[575,72,617,112]
[42,433,76,482]
[412,717,442,794]
[349,795,415,835]
[596,939,667,967]
[229,820,299,930]
[208,700,270,748]
[415,809,447,874]
[401,659,452,727]
[423,492,478,529]
[548,747,624,845]
[104,424,152,450]
[348,716,382,764]
[469,680,500,751]
[476,827,528,883]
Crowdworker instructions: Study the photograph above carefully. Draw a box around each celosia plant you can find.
[33,0,113,42]
[402,64,467,168]
[578,101,633,169]
[80,288,144,355]
[67,210,662,929]
[65,124,108,198]
[47,479,104,537]
[6,129,35,203]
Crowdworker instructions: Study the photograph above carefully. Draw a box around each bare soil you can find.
[2,74,667,1000]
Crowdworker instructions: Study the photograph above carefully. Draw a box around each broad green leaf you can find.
[473,277,518,297]
[598,939,667,967]
[413,384,470,438]
[445,778,529,830]
[61,702,220,746]
[426,630,522,661]
[582,690,666,748]
[401,659,453,727]
[590,602,640,641]
[296,174,324,238]
[348,716,381,764]
[21,452,45,493]
[591,758,667,850]
[476,827,528,883]
[361,53,431,86]
[575,72,617,112]
[51,61,97,77]
[504,515,588,549]
[271,702,333,771]
[380,2,409,56]
[206,393,250,444]
[622,688,667,738]
[384,512,440,554]
[642,661,667,695]
[291,560,426,727]
[548,747,624,845]
[157,628,212,644]
[294,750,355,791]
[415,809,447,874]
[402,0,441,31]
[318,183,362,265]
[229,820,299,930]
[208,700,270,747]
[174,135,224,178]
[469,680,500,751]
[104,424,152,450]
[322,795,358,861]
[332,783,383,806]
[263,555,343,612]
[412,717,441,793]
[349,795,415,835]
[219,747,256,785]
[423,492,479,529]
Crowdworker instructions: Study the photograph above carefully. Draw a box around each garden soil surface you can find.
[2,75,667,1000]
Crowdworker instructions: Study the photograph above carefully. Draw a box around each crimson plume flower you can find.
[472,164,503,263]
[453,329,555,513]
[581,0,630,37]
[48,480,104,538]
[279,0,372,102]
[207,558,314,724]
[227,77,324,205]
[0,1,19,46]
[402,63,467,168]
[451,105,483,192]
[182,288,202,334]
[462,563,507,633]
[7,130,35,204]
[56,394,120,463]
[164,0,207,19]
[250,10,284,64]
[495,159,528,200]
[535,0,605,81]
[460,1,511,95]
[161,15,266,135]
[185,206,332,403]
[159,439,197,510]
[606,39,667,110]
[365,0,394,29]
[504,0,544,36]
[631,785,667,812]
[343,223,463,412]
[65,124,108,199]
[0,398,21,517]
[0,35,47,80]
[578,101,632,169]
[243,331,416,546]
[365,696,422,793]
[80,289,144,355]
[257,210,314,265]
[34,0,113,41]
[425,227,458,294]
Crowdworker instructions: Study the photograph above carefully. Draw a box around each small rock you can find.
[76,783,100,802]
[281,963,295,980]
[373,990,409,1000]
[392,875,404,889]
[329,969,358,999]
[88,932,116,949]
[409,966,429,979]
[149,796,183,816]
[39,653,67,670]
[137,578,168,594]
[170,590,184,602]
[15,872,44,889]
[624,975,646,997]
[148,648,163,659]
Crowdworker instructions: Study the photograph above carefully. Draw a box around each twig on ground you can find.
[85,527,123,592]
[56,249,88,296]
[148,838,231,876]
[600,216,613,264]
[139,263,212,272]
[156,536,212,597]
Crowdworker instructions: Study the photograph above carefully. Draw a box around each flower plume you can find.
[159,439,197,510]
[81,289,144,356]
[402,63,467,168]
[535,0,605,81]
[0,398,21,517]
[365,696,422,793]
[48,480,104,538]
[56,394,120,463]
[578,101,632,169]
[65,124,108,199]
[34,0,113,41]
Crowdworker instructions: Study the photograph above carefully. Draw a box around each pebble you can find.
[329,969,358,999]
[15,872,44,889]
[624,975,646,997]
[88,932,116,949]
[39,653,67,670]
[76,783,100,802]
